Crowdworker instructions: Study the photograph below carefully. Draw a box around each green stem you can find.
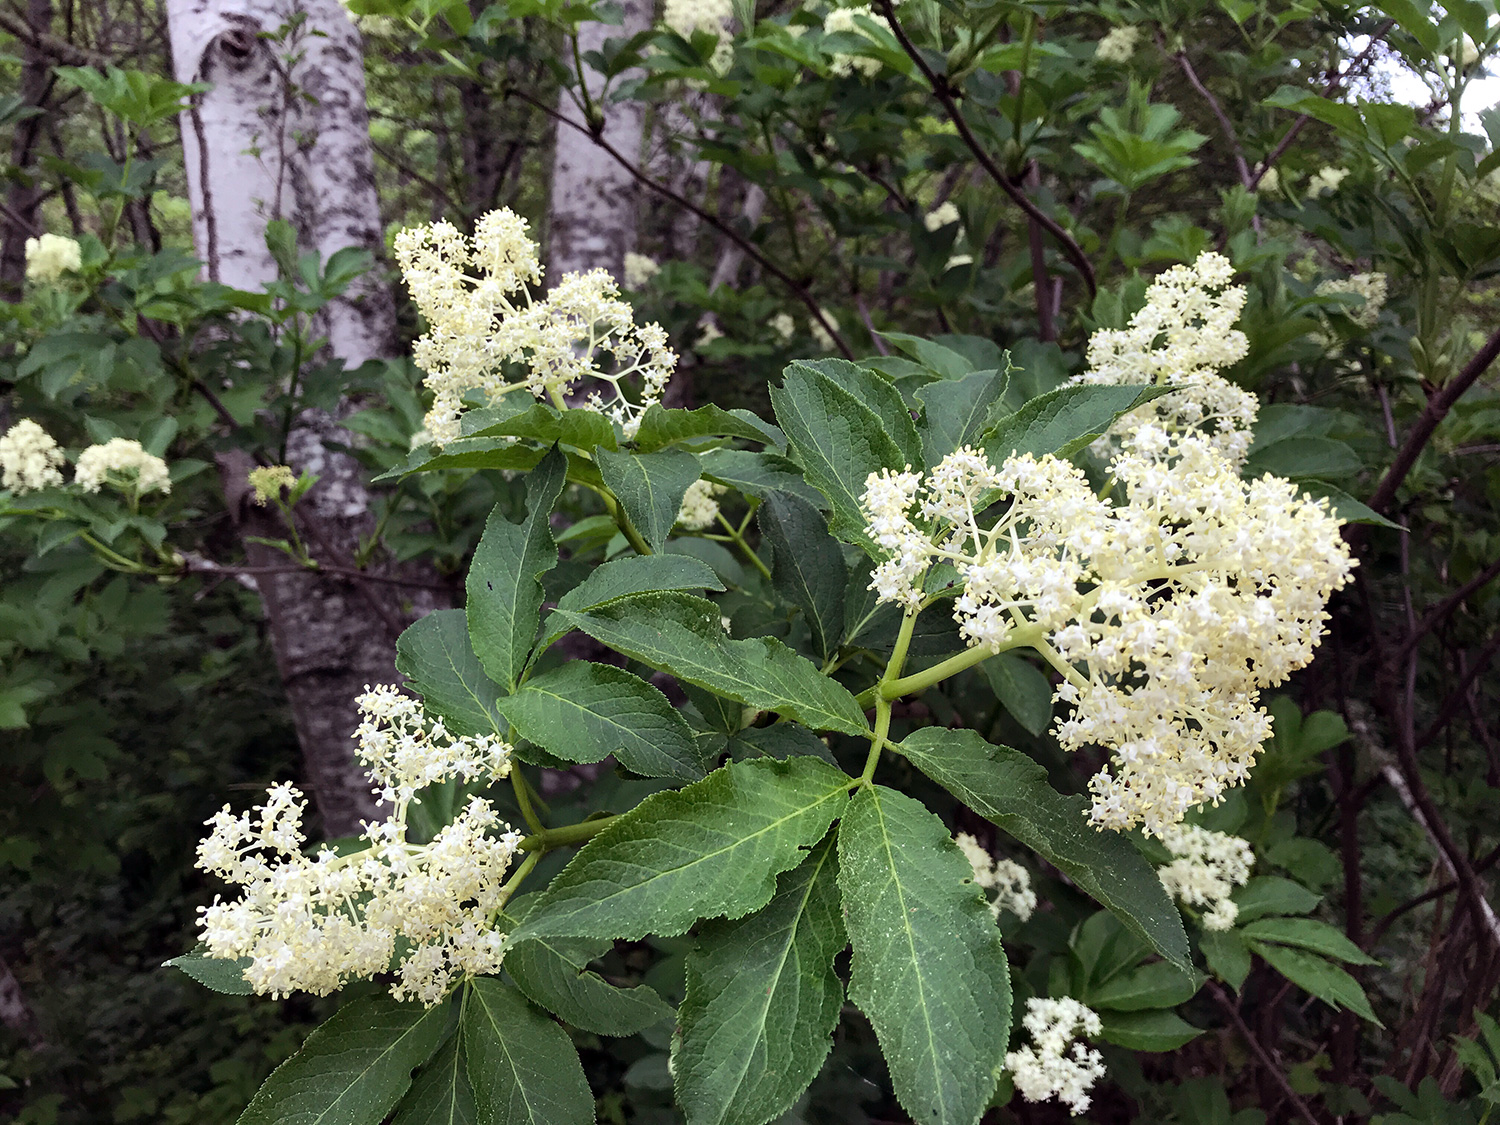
[715,510,772,580]
[495,849,541,911]
[519,814,619,852]
[856,623,1045,706]
[599,489,653,555]
[510,768,545,834]
[859,697,892,786]
[79,532,148,573]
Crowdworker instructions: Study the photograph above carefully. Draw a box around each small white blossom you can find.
[1004,997,1107,1114]
[1095,24,1140,64]
[75,439,171,497]
[823,5,891,77]
[623,252,661,289]
[1307,166,1349,197]
[248,465,296,506]
[1316,272,1387,329]
[809,309,840,352]
[676,478,726,530]
[924,201,960,232]
[1157,822,1254,930]
[770,312,796,342]
[25,233,81,283]
[956,832,1036,921]
[0,420,65,494]
[663,0,735,72]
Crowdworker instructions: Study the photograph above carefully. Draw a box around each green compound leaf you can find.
[1247,942,1382,1026]
[758,491,847,663]
[462,977,594,1125]
[896,728,1191,970]
[914,368,1009,468]
[496,661,709,781]
[392,1036,476,1125]
[981,383,1172,463]
[595,448,703,551]
[838,785,1011,1125]
[697,448,830,511]
[770,362,910,552]
[237,994,451,1125]
[163,948,252,995]
[510,757,850,944]
[1232,876,1321,923]
[467,447,568,692]
[502,897,674,1037]
[674,835,846,1125]
[1240,917,1379,965]
[396,609,504,738]
[554,593,869,736]
[794,359,924,464]
[632,403,785,451]
[463,403,618,452]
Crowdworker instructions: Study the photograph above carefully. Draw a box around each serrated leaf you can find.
[1240,918,1377,965]
[1249,942,1382,1025]
[1232,876,1321,923]
[1200,930,1252,991]
[896,728,1190,969]
[1295,479,1405,530]
[770,364,908,551]
[697,448,829,511]
[725,723,835,764]
[675,836,846,1125]
[595,448,702,551]
[1243,436,1362,480]
[981,384,1171,463]
[237,994,450,1125]
[1097,1009,1203,1052]
[879,332,976,380]
[915,368,1008,467]
[839,785,1011,1125]
[501,897,674,1037]
[980,653,1053,736]
[632,404,784,451]
[793,359,923,466]
[163,949,252,995]
[462,977,594,1125]
[1088,961,1204,1012]
[464,403,618,451]
[510,757,849,944]
[541,554,724,646]
[467,448,568,691]
[396,610,504,738]
[496,661,708,781]
[554,593,868,736]
[373,439,545,483]
[392,1037,476,1125]
[758,491,847,663]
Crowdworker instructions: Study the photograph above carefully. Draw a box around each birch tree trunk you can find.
[167,0,442,836]
[547,0,651,278]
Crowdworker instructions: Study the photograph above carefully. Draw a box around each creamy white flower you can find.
[248,464,296,506]
[195,686,518,1004]
[1308,166,1349,197]
[1004,997,1107,1114]
[696,320,724,349]
[396,209,677,444]
[809,309,841,352]
[770,312,796,342]
[0,420,65,493]
[676,478,726,530]
[823,4,891,77]
[663,0,735,71]
[924,201,960,232]
[1095,24,1140,64]
[25,233,81,283]
[1316,272,1387,329]
[956,832,1036,921]
[623,251,661,289]
[74,439,171,497]
[1157,822,1254,930]
[1257,166,1279,193]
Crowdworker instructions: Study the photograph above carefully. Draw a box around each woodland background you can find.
[2,0,1500,1121]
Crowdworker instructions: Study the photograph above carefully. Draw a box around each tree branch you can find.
[1174,50,1251,188]
[1208,982,1321,1125]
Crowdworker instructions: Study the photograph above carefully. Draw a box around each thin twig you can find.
[1174,50,1251,188]
[1208,982,1322,1125]
[1397,553,1500,665]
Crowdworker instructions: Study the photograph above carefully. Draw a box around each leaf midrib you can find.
[471,985,544,1123]
[293,1008,437,1125]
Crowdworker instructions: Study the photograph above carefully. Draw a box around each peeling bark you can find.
[167,0,444,836]
[547,0,650,278]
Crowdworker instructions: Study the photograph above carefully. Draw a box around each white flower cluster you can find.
[823,4,891,77]
[25,233,81,283]
[248,464,296,506]
[623,251,661,289]
[924,201,960,232]
[1308,166,1349,197]
[956,832,1035,922]
[1257,166,1280,193]
[395,209,678,445]
[771,312,797,342]
[1004,997,1107,1114]
[196,686,519,1005]
[663,0,734,72]
[75,438,171,497]
[0,420,65,494]
[1157,822,1254,930]
[1095,24,1140,64]
[1072,251,1257,467]
[1316,271,1388,329]
[676,478,726,530]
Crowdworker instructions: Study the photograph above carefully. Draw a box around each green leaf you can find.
[769,363,909,551]
[163,949,252,995]
[895,728,1190,969]
[462,977,594,1125]
[980,654,1053,737]
[467,448,568,691]
[542,554,724,645]
[1295,480,1405,530]
[675,836,846,1125]
[758,491,847,663]
[1232,876,1321,923]
[879,332,977,380]
[697,449,829,511]
[1201,930,1252,992]
[373,439,546,482]
[237,994,451,1125]
[838,785,1010,1125]
[595,448,702,551]
[496,661,709,781]
[396,610,504,738]
[502,898,674,1037]
[726,723,835,764]
[554,593,869,736]
[981,384,1171,463]
[1243,437,1362,480]
[1097,1009,1203,1052]
[914,368,1008,467]
[465,403,618,452]
[1240,918,1378,965]
[632,404,784,451]
[794,359,923,465]
[511,757,850,943]
[1088,961,1204,1012]
[1249,943,1382,1025]
[392,1037,476,1125]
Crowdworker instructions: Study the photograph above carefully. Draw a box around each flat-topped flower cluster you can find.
[1156,822,1254,930]
[1,421,170,499]
[1003,997,1107,1113]
[395,209,677,445]
[195,686,520,1005]
[861,254,1355,835]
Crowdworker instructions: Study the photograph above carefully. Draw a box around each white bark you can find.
[547,0,651,279]
[167,0,440,836]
